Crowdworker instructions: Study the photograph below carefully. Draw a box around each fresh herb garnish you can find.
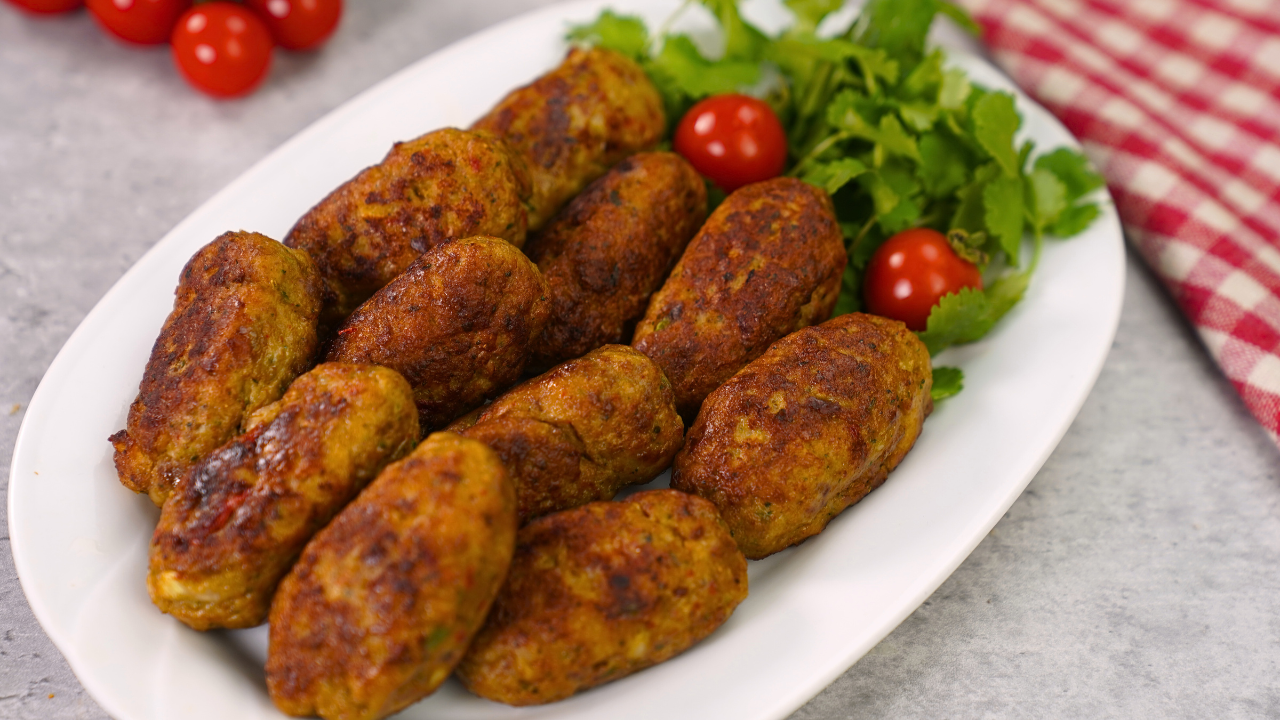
[930,365,965,400]
[570,0,1104,395]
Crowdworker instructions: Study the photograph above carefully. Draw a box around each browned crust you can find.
[283,128,533,316]
[147,363,419,631]
[525,152,707,370]
[631,177,847,418]
[109,231,326,506]
[326,236,550,431]
[471,47,666,231]
[266,432,517,720]
[458,345,684,522]
[455,489,748,706]
[671,313,933,559]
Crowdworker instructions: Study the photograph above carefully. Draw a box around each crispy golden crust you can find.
[456,489,747,705]
[671,313,932,559]
[457,345,683,522]
[631,178,847,418]
[283,128,532,316]
[472,47,665,231]
[109,231,326,506]
[326,236,550,430]
[525,152,707,370]
[266,432,516,720]
[147,363,418,630]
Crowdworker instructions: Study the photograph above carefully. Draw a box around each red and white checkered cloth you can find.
[956,0,1280,447]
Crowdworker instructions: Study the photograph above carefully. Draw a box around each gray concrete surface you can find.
[2,1,1277,718]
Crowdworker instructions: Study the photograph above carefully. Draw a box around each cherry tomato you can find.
[673,94,787,193]
[171,3,273,98]
[863,228,983,331]
[4,0,82,15]
[86,0,189,45]
[244,0,340,51]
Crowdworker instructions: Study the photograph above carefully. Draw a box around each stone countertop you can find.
[2,2,1277,719]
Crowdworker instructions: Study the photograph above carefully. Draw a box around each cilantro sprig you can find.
[570,0,1104,396]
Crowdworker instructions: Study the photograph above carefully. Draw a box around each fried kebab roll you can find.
[472,46,665,231]
[456,488,748,706]
[525,152,707,370]
[672,313,932,559]
[284,128,532,316]
[632,177,846,417]
[267,432,517,720]
[327,236,550,430]
[148,363,418,630]
[447,345,683,523]
[110,231,326,506]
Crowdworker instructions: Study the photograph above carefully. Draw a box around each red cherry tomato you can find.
[86,0,189,45]
[4,0,82,15]
[864,228,983,331]
[171,3,273,98]
[673,94,787,193]
[244,0,340,51]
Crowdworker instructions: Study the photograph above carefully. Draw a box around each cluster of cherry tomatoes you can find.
[5,0,341,97]
[672,93,982,332]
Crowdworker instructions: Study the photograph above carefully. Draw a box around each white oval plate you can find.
[8,1,1124,718]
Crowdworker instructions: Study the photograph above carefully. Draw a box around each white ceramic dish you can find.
[8,1,1125,718]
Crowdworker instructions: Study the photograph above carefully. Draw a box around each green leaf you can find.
[936,1,981,35]
[825,95,921,164]
[801,157,870,195]
[984,269,1030,320]
[939,68,971,110]
[1018,139,1035,171]
[769,37,898,93]
[861,170,900,218]
[875,114,923,163]
[1050,203,1100,237]
[566,10,650,61]
[951,162,1001,234]
[902,50,944,99]
[846,44,900,93]
[697,0,770,61]
[916,286,994,355]
[834,261,861,315]
[880,196,922,234]
[651,35,762,98]
[851,225,889,269]
[899,102,938,132]
[874,162,923,232]
[983,173,1025,263]
[918,132,969,196]
[786,0,846,33]
[916,270,1028,355]
[1034,147,1104,201]
[1026,167,1067,233]
[856,0,942,70]
[1030,148,1103,237]
[972,91,1021,177]
[930,366,964,400]
[827,88,878,136]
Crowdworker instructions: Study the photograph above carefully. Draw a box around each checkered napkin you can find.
[955,0,1280,447]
